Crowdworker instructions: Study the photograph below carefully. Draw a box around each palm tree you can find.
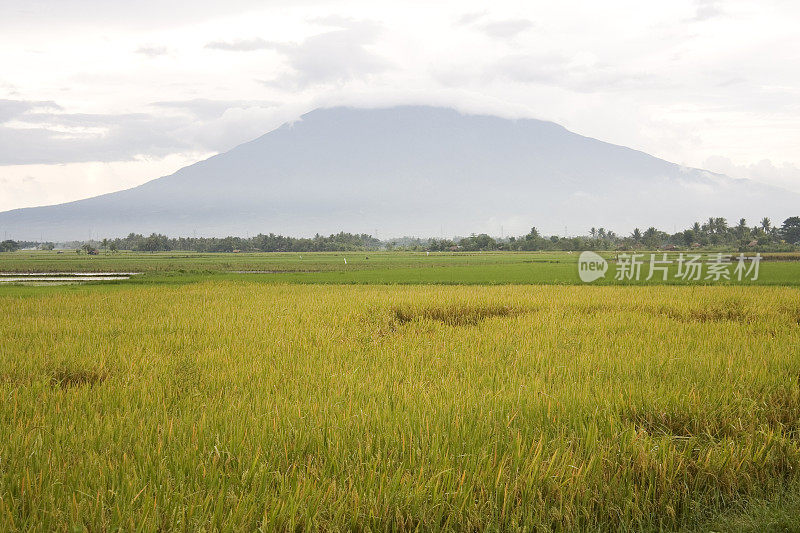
[736,218,748,239]
[760,217,771,232]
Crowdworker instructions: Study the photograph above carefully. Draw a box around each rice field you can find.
[2,250,800,286]
[2,280,800,530]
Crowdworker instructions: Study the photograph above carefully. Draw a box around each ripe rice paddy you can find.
[1,267,799,530]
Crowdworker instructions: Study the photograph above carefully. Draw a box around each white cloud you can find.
[702,156,800,193]
[150,98,276,119]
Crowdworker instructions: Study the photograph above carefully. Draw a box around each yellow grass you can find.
[1,282,799,530]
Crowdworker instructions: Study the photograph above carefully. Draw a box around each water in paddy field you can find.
[0,273,138,285]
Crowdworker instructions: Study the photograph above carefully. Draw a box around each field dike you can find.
[1,282,799,530]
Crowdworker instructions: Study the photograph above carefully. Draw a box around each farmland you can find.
[1,250,800,287]
[1,252,799,530]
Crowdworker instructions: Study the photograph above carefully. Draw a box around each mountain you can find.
[1,105,796,241]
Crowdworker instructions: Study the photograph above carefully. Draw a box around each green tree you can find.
[735,218,749,241]
[518,227,546,251]
[0,240,19,252]
[643,227,657,247]
[780,217,800,244]
[458,234,497,251]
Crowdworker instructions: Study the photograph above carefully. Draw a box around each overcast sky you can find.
[1,0,799,212]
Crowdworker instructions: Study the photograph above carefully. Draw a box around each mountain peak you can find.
[1,105,796,240]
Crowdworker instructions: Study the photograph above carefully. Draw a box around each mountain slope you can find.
[1,106,796,240]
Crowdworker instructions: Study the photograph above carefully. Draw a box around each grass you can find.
[2,250,800,287]
[1,250,554,273]
[2,281,800,530]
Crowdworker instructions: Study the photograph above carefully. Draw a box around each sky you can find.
[1,0,799,213]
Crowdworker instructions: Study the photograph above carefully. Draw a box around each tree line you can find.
[442,216,800,252]
[91,232,382,253]
[2,216,798,253]
[0,240,38,252]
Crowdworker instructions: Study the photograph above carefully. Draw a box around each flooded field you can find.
[0,272,137,284]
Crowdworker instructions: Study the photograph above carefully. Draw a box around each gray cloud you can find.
[259,18,390,88]
[0,98,287,165]
[479,19,534,40]
[135,45,168,58]
[0,112,194,165]
[455,12,487,26]
[205,38,270,51]
[0,99,61,122]
[691,0,724,21]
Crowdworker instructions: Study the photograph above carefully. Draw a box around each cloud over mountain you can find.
[0,106,795,241]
